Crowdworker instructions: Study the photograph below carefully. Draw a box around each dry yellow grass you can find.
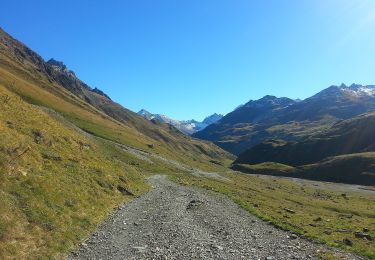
[0,83,214,258]
[0,32,233,258]
[0,61,232,172]
[0,51,231,258]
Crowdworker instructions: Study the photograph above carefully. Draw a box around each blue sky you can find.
[1,1,375,121]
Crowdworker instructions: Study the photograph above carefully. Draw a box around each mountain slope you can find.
[0,83,149,257]
[0,27,233,258]
[202,113,224,125]
[235,111,375,166]
[194,85,375,155]
[0,27,233,167]
[232,112,375,185]
[138,109,223,135]
[233,152,375,186]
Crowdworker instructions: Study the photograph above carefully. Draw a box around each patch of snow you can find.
[137,110,222,135]
[341,85,375,97]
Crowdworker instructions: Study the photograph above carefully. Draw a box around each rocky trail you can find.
[69,175,361,260]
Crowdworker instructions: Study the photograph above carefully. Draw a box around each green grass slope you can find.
[232,153,375,186]
[235,112,375,166]
[0,85,152,258]
[0,28,233,258]
[300,153,375,185]
[0,27,234,170]
[232,112,375,185]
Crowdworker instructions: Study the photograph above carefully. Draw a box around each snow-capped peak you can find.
[202,113,223,125]
[137,110,222,135]
[312,84,375,99]
[347,84,375,96]
[138,109,153,119]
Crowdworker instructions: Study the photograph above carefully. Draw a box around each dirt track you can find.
[69,175,361,260]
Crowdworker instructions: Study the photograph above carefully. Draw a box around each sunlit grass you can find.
[0,84,189,258]
[0,54,230,258]
[169,171,375,259]
[0,59,232,173]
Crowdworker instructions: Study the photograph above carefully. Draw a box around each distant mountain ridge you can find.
[235,111,375,166]
[202,113,223,125]
[232,111,375,185]
[138,109,223,135]
[219,95,296,125]
[194,84,375,155]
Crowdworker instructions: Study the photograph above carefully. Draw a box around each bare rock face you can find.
[47,58,77,79]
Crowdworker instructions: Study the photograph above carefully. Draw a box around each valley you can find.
[138,109,223,135]
[0,21,375,260]
[0,27,232,258]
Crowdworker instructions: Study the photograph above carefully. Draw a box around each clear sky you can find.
[1,1,375,121]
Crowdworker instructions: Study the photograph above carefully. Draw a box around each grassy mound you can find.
[232,162,297,176]
[233,152,375,186]
[301,153,375,185]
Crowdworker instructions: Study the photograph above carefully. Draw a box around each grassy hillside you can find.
[300,153,375,185]
[231,111,375,185]
[235,112,375,167]
[0,63,232,171]
[233,153,375,186]
[0,81,230,258]
[232,162,298,177]
[0,28,233,258]
[0,84,149,258]
[0,28,233,170]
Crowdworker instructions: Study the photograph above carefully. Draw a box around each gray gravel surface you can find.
[69,175,361,260]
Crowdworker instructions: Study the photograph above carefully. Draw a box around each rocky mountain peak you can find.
[47,58,67,69]
[259,95,278,101]
[47,58,76,78]
[92,87,111,100]
[314,83,375,99]
[202,113,223,125]
[138,109,153,120]
[244,95,295,109]
[138,110,222,135]
[138,109,150,114]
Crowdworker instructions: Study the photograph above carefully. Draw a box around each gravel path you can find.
[69,175,361,260]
